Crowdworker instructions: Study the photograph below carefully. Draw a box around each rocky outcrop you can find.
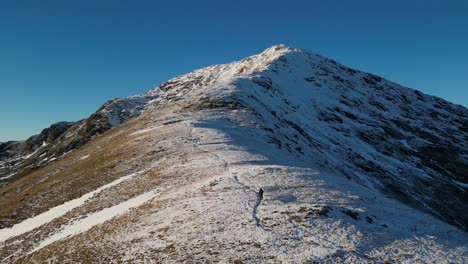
[0,95,154,183]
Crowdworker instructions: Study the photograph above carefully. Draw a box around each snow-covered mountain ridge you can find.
[0,45,466,263]
[147,44,468,229]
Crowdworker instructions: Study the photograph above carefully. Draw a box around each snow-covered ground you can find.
[30,185,166,254]
[1,113,464,263]
[0,171,143,244]
[0,173,15,181]
[0,45,466,263]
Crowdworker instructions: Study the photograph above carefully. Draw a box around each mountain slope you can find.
[0,45,466,263]
[0,94,154,187]
[147,44,468,229]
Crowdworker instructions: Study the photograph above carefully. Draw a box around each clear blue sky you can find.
[1,0,467,141]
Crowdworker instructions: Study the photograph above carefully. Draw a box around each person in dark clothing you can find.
[259,188,264,199]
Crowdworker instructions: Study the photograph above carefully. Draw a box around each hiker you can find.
[259,188,264,199]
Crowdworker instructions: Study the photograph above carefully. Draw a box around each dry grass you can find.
[0,104,184,228]
[1,100,236,263]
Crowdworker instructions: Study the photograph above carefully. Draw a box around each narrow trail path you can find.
[184,122,348,251]
[186,123,263,227]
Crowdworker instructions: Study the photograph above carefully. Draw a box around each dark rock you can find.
[343,209,360,220]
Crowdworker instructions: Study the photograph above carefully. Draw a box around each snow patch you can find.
[453,180,468,188]
[30,187,165,254]
[0,173,15,181]
[0,171,143,243]
[129,126,159,136]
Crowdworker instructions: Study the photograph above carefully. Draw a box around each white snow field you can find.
[0,45,466,263]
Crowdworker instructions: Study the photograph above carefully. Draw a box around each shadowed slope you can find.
[0,45,466,263]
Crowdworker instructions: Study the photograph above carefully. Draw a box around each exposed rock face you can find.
[0,45,466,263]
[0,122,74,181]
[0,95,154,184]
[0,122,73,158]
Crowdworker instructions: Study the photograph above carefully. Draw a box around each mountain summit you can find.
[0,45,467,263]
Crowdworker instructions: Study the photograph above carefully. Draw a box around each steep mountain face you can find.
[148,44,468,229]
[0,122,73,159]
[0,45,466,263]
[0,122,74,182]
[0,94,154,185]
